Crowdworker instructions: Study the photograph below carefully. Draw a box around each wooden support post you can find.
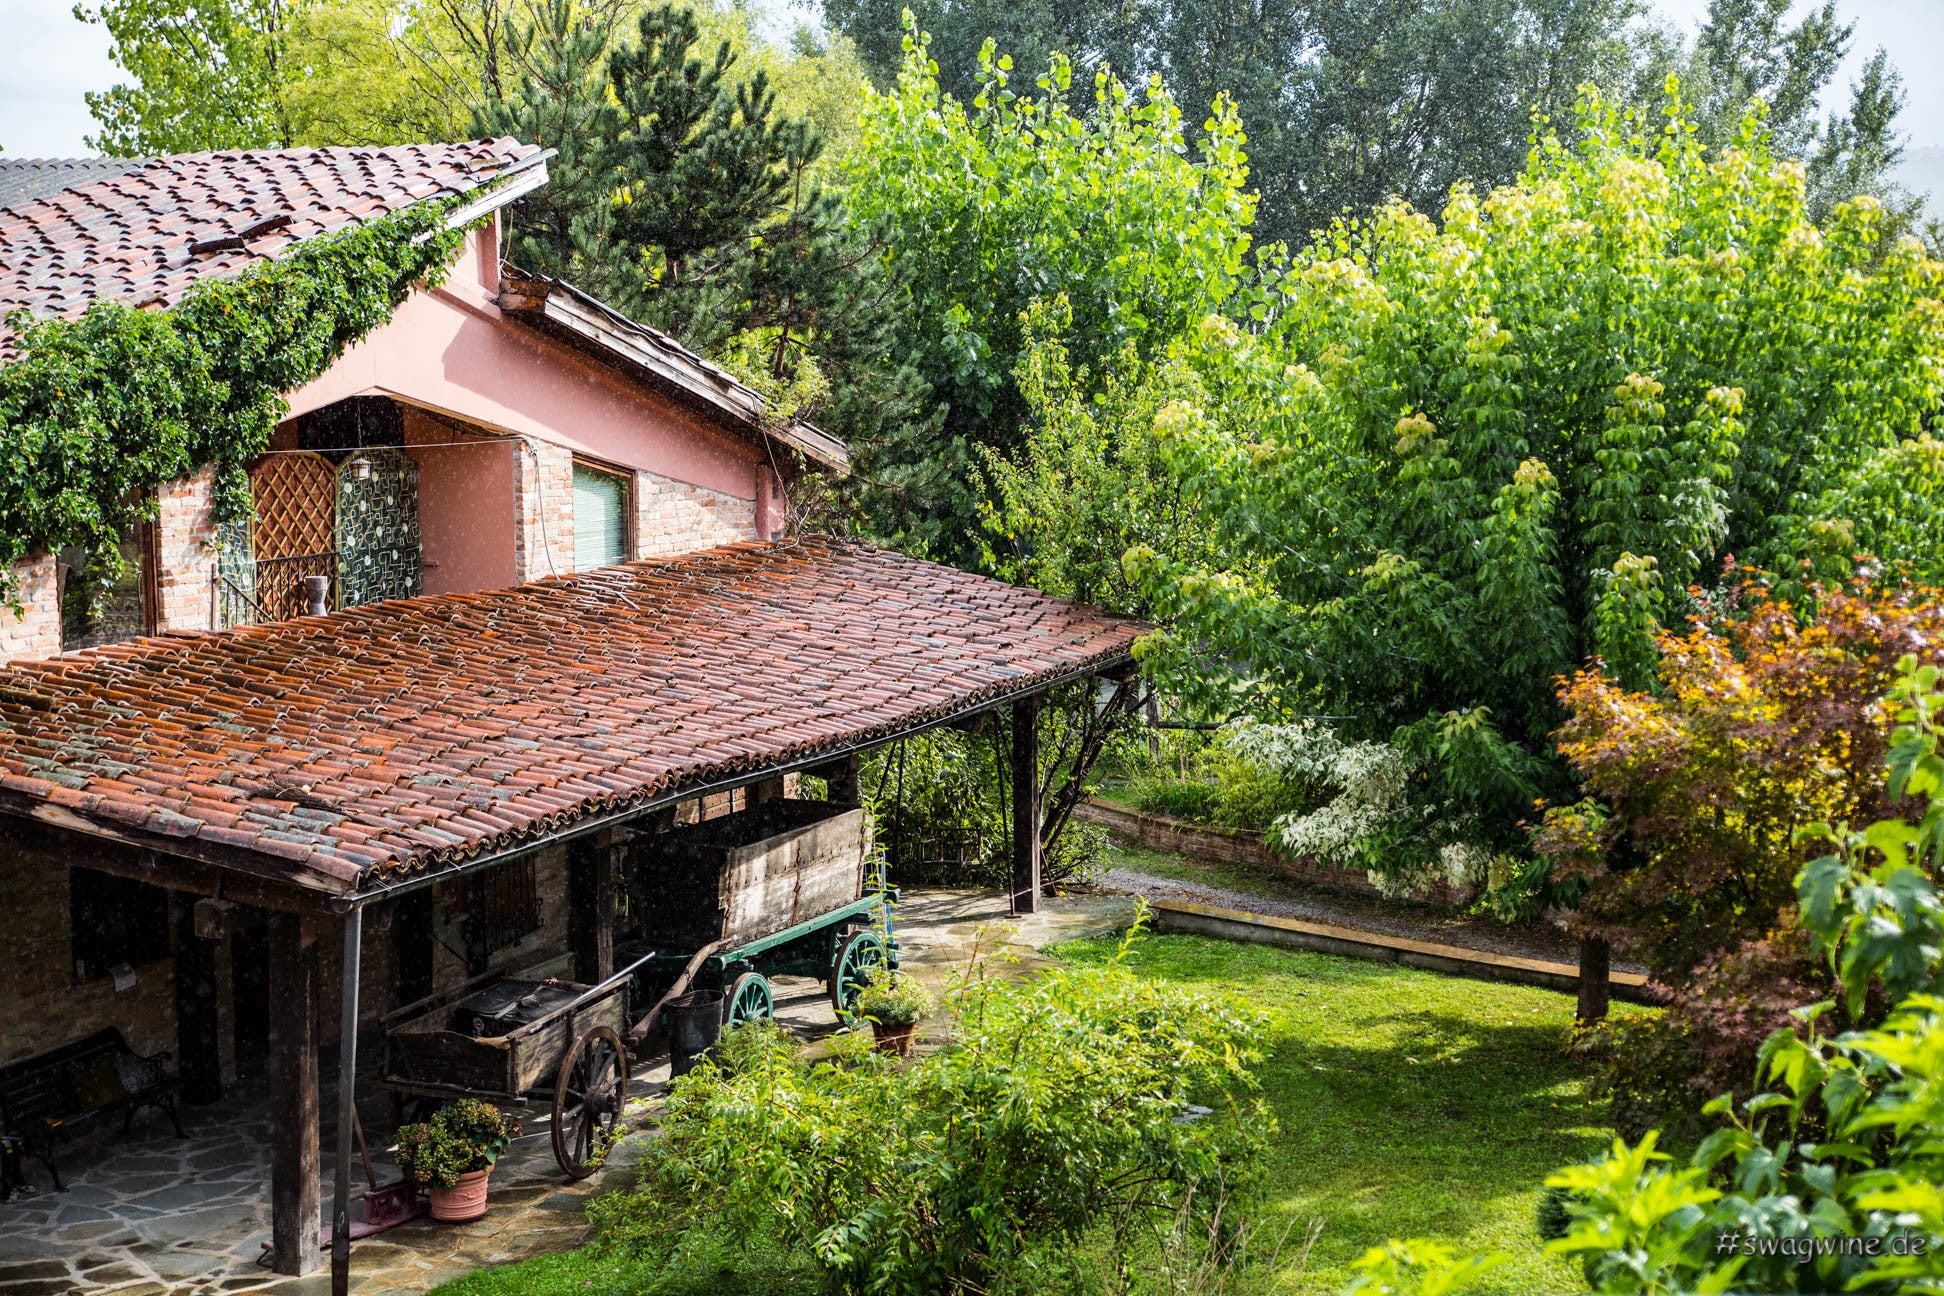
[331,910,362,1296]
[173,895,224,1104]
[568,835,616,985]
[822,754,861,806]
[1577,936,1611,1023]
[267,913,320,1276]
[1010,697,1042,915]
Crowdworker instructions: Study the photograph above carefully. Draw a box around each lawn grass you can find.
[1052,931,1620,1294]
[434,933,1627,1296]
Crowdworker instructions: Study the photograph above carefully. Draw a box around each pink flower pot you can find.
[871,1021,916,1056]
[429,1168,492,1222]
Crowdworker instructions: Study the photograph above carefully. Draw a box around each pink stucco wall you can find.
[405,412,518,595]
[283,224,762,504]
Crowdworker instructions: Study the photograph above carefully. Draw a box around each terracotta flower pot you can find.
[871,1020,916,1056]
[429,1168,492,1222]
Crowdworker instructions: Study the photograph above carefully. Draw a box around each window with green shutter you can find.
[572,462,629,571]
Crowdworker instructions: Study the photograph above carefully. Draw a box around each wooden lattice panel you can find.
[248,453,336,560]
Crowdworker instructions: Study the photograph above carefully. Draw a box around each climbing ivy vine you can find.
[0,200,467,612]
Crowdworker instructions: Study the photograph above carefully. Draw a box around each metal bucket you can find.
[667,990,725,1079]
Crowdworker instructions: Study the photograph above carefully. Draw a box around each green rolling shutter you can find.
[573,463,628,571]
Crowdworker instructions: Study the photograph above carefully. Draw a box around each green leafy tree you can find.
[1123,88,1944,891]
[827,0,1649,249]
[978,299,1224,616]
[844,24,1256,558]
[1656,0,1920,226]
[828,0,1923,251]
[78,0,305,152]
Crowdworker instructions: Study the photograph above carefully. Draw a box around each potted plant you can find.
[394,1099,521,1222]
[854,970,935,1056]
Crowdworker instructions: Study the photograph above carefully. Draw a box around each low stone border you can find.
[1074,798,1463,905]
[1148,897,1656,1004]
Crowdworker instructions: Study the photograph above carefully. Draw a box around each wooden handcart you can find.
[378,799,898,1179]
[621,799,900,1045]
[378,958,647,1180]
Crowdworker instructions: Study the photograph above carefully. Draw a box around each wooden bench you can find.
[0,1028,184,1192]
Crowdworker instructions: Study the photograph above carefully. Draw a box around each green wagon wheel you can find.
[829,929,887,1018]
[552,1025,627,1181]
[724,971,773,1026]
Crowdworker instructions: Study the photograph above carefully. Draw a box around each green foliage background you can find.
[1115,89,1944,882]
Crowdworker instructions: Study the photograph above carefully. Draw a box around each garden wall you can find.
[1075,797,1463,906]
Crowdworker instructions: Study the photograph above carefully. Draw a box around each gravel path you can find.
[1099,866,1646,974]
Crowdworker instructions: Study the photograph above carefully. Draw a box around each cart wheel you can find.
[830,929,887,1017]
[552,1025,627,1181]
[724,971,773,1026]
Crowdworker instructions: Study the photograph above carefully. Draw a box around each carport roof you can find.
[0,538,1142,897]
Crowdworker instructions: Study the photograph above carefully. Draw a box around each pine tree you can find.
[473,0,621,279]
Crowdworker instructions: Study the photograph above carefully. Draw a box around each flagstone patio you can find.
[0,888,1135,1296]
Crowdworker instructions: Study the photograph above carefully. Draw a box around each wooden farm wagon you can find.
[376,798,897,1178]
[621,798,899,1039]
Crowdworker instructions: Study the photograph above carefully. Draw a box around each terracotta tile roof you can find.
[0,140,546,331]
[0,538,1142,894]
[0,157,145,211]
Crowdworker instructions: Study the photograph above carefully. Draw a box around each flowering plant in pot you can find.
[854,970,935,1056]
[394,1099,521,1222]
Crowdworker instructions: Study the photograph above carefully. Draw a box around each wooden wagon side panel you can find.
[502,994,628,1095]
[718,807,867,945]
[626,801,870,949]
[384,1026,518,1096]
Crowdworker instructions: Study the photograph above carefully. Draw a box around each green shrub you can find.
[1114,725,1328,834]
[593,917,1272,1294]
[1132,778,1225,825]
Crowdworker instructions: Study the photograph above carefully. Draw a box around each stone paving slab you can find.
[0,889,1133,1296]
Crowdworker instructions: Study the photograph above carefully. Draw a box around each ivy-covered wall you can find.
[0,200,465,618]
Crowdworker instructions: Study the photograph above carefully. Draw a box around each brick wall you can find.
[0,555,61,665]
[154,467,219,632]
[513,439,575,583]
[0,855,179,1067]
[635,468,757,560]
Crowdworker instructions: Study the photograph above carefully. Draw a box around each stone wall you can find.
[1073,797,1465,905]
[513,438,576,583]
[0,555,61,665]
[0,855,179,1068]
[635,468,757,560]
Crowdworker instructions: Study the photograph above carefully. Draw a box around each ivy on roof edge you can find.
[0,200,467,614]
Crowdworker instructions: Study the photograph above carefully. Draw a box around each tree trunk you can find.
[1577,936,1611,1024]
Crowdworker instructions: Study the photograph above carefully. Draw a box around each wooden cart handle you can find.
[626,940,728,1051]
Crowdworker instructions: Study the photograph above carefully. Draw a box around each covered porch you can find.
[0,888,1134,1296]
[0,538,1140,1288]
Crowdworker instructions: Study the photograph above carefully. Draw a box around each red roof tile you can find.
[0,539,1142,893]
[0,140,544,330]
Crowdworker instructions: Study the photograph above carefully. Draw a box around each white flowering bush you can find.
[1226,720,1493,899]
